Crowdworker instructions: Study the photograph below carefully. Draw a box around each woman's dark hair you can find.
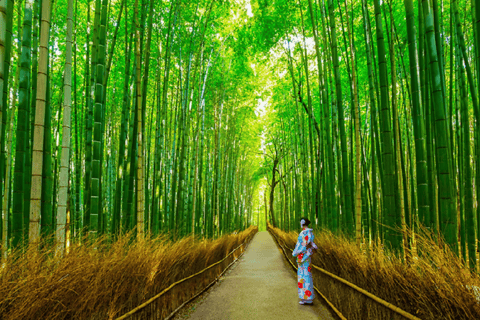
[300,217,311,226]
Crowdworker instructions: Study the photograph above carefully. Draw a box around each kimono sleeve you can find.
[292,230,315,263]
[303,230,315,261]
[292,232,307,257]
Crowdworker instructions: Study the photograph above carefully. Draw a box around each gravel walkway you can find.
[172,231,336,320]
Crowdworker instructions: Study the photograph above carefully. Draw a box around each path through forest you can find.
[173,231,336,320]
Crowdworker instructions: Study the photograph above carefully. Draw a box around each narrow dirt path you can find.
[173,231,336,320]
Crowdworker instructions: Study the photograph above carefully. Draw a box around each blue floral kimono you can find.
[292,227,315,301]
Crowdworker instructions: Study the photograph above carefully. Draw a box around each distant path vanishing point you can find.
[176,231,336,320]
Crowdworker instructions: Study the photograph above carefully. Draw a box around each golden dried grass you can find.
[269,223,480,320]
[0,226,257,320]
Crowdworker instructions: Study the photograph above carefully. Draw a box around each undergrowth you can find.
[0,226,257,320]
[268,222,480,320]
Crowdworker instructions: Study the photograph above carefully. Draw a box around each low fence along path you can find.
[182,231,335,320]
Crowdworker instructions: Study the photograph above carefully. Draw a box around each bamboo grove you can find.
[0,0,265,259]
[254,0,480,270]
[2,0,480,271]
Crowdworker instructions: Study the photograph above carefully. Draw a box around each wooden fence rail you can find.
[267,225,421,320]
[115,229,257,320]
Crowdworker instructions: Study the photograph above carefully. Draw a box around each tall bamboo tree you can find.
[134,0,144,239]
[29,0,52,244]
[56,0,74,254]
[422,0,457,254]
[373,0,400,252]
[327,0,352,237]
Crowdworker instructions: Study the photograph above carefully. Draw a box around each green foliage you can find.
[2,0,480,271]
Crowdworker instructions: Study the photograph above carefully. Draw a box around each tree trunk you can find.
[422,0,457,255]
[56,0,74,254]
[29,0,52,244]
[134,0,144,240]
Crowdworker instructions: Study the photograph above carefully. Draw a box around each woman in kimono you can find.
[292,217,317,305]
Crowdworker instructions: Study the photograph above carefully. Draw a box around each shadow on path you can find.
[176,231,336,320]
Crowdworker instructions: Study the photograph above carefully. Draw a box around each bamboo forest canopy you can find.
[1,0,480,264]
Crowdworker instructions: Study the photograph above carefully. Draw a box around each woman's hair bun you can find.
[300,217,311,226]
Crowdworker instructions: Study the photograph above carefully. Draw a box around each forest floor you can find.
[172,231,337,320]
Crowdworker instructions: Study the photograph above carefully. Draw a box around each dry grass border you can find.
[268,223,480,320]
[0,226,258,320]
